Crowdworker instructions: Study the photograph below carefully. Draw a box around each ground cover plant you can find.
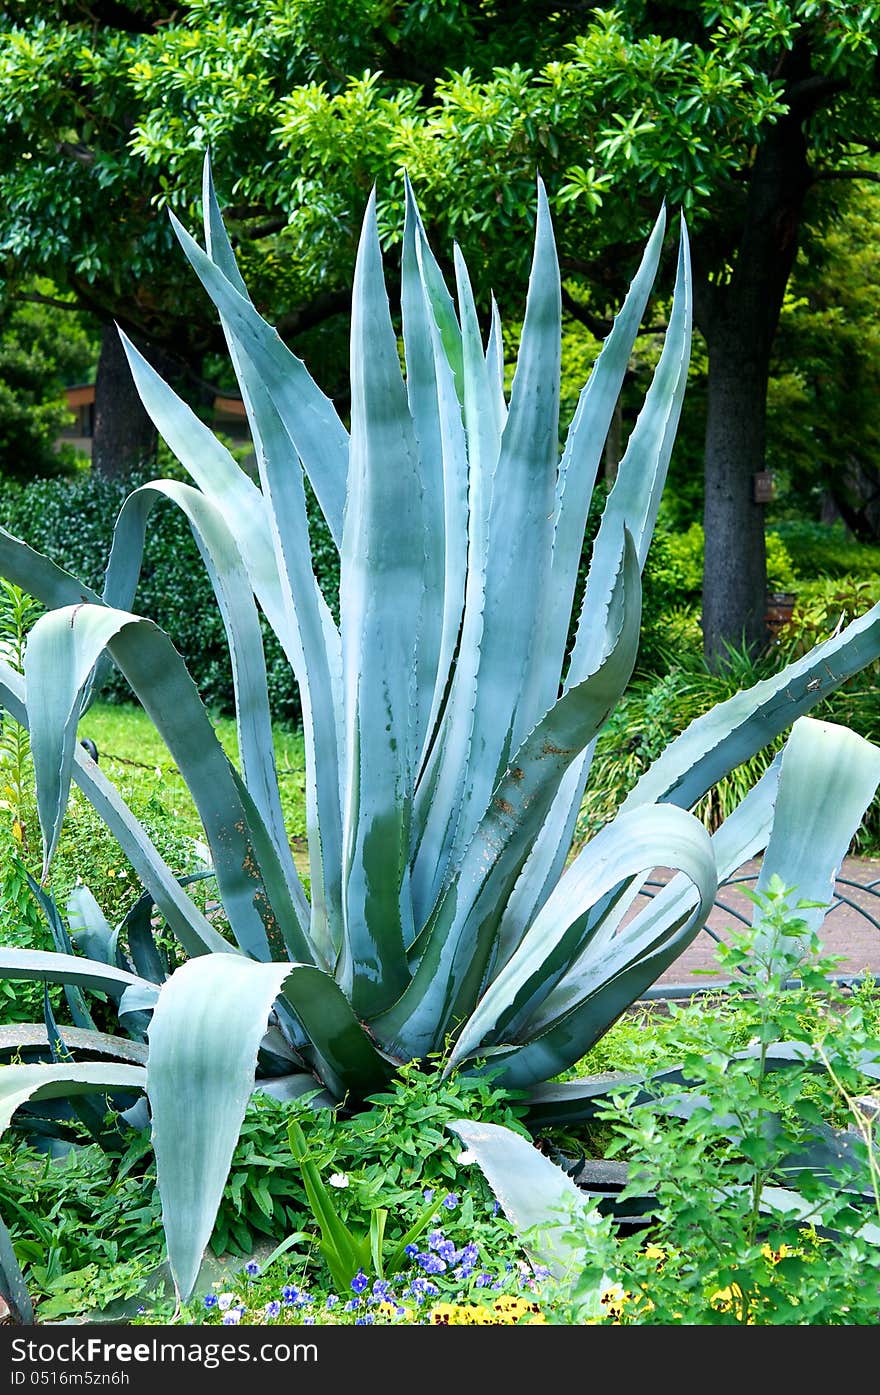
[3,163,880,1317]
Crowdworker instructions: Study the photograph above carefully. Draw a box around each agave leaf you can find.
[627,601,880,815]
[24,604,313,964]
[453,179,562,853]
[0,947,150,998]
[401,178,459,764]
[409,243,497,928]
[117,337,288,638]
[508,718,880,1094]
[0,1207,33,1324]
[0,1062,146,1137]
[66,885,119,969]
[484,296,507,439]
[22,872,96,1030]
[751,717,880,943]
[200,161,345,959]
[407,200,469,772]
[447,803,715,1072]
[169,206,348,546]
[0,630,243,968]
[0,1023,147,1066]
[276,965,395,1100]
[120,892,168,986]
[147,955,390,1299]
[103,479,306,923]
[544,206,667,679]
[448,1119,603,1286]
[147,955,294,1300]
[378,532,640,1057]
[336,190,426,1016]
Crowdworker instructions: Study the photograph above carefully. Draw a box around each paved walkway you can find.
[650,855,880,988]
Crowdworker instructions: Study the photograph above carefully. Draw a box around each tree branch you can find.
[813,169,880,183]
[15,291,82,314]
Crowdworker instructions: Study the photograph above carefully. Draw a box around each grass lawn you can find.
[77,699,308,844]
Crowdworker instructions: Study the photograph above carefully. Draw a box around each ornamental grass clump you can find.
[2,157,880,1303]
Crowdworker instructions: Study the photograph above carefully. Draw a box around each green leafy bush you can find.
[770,520,880,580]
[457,883,880,1325]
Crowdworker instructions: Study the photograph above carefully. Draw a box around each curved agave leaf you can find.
[0,1023,148,1066]
[169,206,348,547]
[0,1062,146,1137]
[24,604,313,964]
[147,954,390,1300]
[377,531,641,1057]
[103,479,305,923]
[0,639,239,967]
[0,947,150,998]
[750,717,880,944]
[148,956,293,1300]
[626,600,880,815]
[0,1208,33,1324]
[23,872,96,1030]
[447,803,716,1073]
[336,190,427,1016]
[448,1119,604,1292]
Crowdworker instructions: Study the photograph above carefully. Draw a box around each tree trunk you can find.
[697,103,812,664]
[700,329,770,657]
[91,323,157,479]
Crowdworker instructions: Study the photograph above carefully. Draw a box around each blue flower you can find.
[533,1265,551,1281]
[417,1252,446,1275]
[264,1301,281,1319]
[355,1315,374,1325]
[492,1200,500,1217]
[404,1243,419,1258]
[442,1193,458,1210]
[371,1280,393,1304]
[325,1295,339,1309]
[350,1269,369,1295]
[344,1298,359,1312]
[454,1265,474,1282]
[296,1292,312,1306]
[245,1261,260,1277]
[281,1285,299,1305]
[424,1282,440,1297]
[203,1294,218,1309]
[437,1239,457,1263]
[475,1273,493,1288]
[427,1230,445,1251]
[423,1188,434,1202]
[303,1316,315,1326]
[408,1278,429,1301]
[459,1242,479,1267]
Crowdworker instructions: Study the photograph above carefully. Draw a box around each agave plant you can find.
[1,160,880,1301]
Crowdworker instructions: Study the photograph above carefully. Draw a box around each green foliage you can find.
[771,521,880,581]
[548,885,880,1325]
[0,1136,164,1320]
